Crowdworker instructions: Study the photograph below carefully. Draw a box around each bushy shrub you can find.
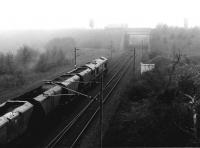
[0,40,72,89]
[45,37,75,59]
[150,25,200,56]
[127,80,153,101]
[0,53,16,74]
[34,48,68,72]
[0,72,25,89]
[104,52,199,147]
[148,50,163,60]
[15,45,39,71]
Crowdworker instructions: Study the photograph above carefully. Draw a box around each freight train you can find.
[0,57,108,145]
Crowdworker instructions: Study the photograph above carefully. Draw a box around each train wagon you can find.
[34,85,62,115]
[0,101,33,144]
[0,117,8,144]
[69,66,93,88]
[61,75,80,101]
[53,74,78,103]
[0,57,108,145]
[85,62,97,82]
[87,57,108,79]
[100,57,108,73]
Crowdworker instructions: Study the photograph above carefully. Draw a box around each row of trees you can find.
[0,37,76,90]
[0,29,123,92]
[150,25,200,57]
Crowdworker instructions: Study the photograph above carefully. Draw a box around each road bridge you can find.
[126,28,152,52]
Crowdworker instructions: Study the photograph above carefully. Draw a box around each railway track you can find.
[6,51,131,148]
[46,54,133,148]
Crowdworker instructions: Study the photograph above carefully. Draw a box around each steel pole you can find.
[100,75,103,148]
[142,40,143,57]
[74,48,77,68]
[134,48,136,75]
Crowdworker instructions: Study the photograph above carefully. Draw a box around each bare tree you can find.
[89,19,94,29]
[15,45,38,70]
[165,50,182,91]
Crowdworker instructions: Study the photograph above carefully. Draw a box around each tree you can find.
[89,19,94,29]
[34,48,67,72]
[4,52,15,74]
[34,53,48,72]
[15,45,39,70]
[0,53,6,75]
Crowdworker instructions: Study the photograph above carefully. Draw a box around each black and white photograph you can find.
[0,0,200,147]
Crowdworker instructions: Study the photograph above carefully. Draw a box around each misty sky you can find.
[0,0,199,30]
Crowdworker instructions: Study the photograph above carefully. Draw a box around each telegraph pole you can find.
[74,48,77,68]
[110,41,113,59]
[141,40,143,57]
[74,47,80,69]
[100,75,103,148]
[148,34,151,52]
[133,48,136,75]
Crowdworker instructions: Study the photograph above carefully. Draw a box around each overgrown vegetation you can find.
[150,24,200,57]
[104,46,200,146]
[0,30,123,97]
[0,38,74,92]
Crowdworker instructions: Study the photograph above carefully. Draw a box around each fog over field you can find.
[0,0,199,53]
[2,0,200,147]
[0,29,94,53]
[0,30,48,53]
[0,29,124,53]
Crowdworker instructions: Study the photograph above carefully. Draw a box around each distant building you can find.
[127,28,152,52]
[104,24,128,29]
[184,18,188,28]
[89,19,94,29]
[140,63,155,74]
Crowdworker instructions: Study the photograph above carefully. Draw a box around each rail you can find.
[46,55,132,148]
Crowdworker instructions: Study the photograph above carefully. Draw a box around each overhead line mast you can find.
[74,47,80,69]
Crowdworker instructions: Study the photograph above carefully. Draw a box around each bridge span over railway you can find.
[125,28,152,52]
